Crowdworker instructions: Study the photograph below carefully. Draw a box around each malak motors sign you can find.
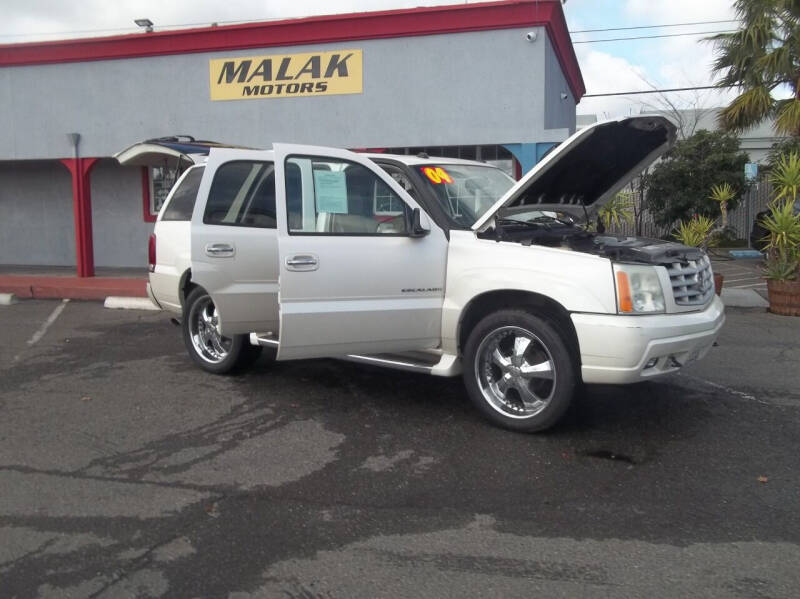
[209,49,363,100]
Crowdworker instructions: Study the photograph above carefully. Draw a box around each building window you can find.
[148,165,181,216]
[374,176,406,215]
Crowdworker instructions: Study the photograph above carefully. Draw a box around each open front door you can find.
[273,144,448,360]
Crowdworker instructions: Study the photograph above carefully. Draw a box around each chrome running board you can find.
[250,333,461,377]
[250,332,279,347]
[341,352,438,374]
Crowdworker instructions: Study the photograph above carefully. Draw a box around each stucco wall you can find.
[0,24,581,268]
[0,161,75,266]
[544,35,576,132]
[90,161,153,268]
[0,27,575,160]
[0,161,153,268]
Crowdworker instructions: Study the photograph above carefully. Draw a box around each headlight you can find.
[613,264,666,314]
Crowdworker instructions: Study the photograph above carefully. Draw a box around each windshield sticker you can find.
[314,170,348,214]
[421,167,454,184]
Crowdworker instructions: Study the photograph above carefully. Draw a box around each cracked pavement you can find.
[1,300,799,598]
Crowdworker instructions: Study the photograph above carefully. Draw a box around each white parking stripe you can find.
[27,299,69,346]
[681,374,767,405]
[724,277,762,283]
[735,282,768,288]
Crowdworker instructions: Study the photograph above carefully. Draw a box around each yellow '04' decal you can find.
[421,167,454,184]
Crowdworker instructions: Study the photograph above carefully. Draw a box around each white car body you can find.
[148,165,204,313]
[140,116,724,430]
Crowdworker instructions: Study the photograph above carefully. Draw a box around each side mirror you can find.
[408,207,430,238]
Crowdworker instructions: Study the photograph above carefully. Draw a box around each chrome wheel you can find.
[474,325,556,419]
[188,295,233,364]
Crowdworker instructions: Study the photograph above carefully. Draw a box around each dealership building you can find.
[0,0,584,274]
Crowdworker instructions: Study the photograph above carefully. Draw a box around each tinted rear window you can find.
[161,167,204,221]
[203,161,277,229]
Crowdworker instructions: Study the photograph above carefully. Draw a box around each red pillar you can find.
[60,157,99,277]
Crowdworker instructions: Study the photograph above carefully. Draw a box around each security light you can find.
[134,18,154,33]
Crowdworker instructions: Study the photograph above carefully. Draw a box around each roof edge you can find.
[0,0,584,99]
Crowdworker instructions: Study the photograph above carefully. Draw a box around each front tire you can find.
[462,309,577,432]
[182,287,261,374]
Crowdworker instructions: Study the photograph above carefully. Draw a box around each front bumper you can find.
[571,295,725,385]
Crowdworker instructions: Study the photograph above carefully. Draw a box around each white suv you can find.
[143,116,725,432]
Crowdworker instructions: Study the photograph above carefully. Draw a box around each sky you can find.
[0,0,745,118]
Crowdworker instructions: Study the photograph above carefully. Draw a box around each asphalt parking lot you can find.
[711,256,768,297]
[1,300,799,598]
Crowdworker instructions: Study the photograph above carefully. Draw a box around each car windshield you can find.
[414,164,515,227]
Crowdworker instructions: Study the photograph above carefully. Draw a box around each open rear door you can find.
[189,148,281,335]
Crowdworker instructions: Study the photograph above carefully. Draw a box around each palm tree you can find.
[709,183,736,229]
[708,0,800,136]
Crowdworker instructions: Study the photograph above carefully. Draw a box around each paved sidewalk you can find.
[0,275,147,300]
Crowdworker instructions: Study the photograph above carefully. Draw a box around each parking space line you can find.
[679,374,768,405]
[735,282,768,288]
[724,277,762,283]
[27,299,69,346]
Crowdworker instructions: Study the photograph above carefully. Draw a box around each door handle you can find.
[285,254,319,271]
[205,243,235,258]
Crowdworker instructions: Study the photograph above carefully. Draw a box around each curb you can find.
[104,296,160,311]
[729,250,763,259]
[0,276,147,301]
[0,293,18,305]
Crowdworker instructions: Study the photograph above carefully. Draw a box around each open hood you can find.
[472,116,677,232]
[114,136,255,168]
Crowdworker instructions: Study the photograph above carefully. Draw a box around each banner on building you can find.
[209,49,363,101]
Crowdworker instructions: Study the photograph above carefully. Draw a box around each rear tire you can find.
[182,287,262,374]
[462,309,577,433]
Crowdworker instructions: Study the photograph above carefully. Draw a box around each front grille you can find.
[666,255,714,306]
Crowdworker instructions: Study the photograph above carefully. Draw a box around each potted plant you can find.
[672,215,724,295]
[760,199,800,315]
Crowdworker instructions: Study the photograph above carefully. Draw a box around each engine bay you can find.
[479,218,704,265]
